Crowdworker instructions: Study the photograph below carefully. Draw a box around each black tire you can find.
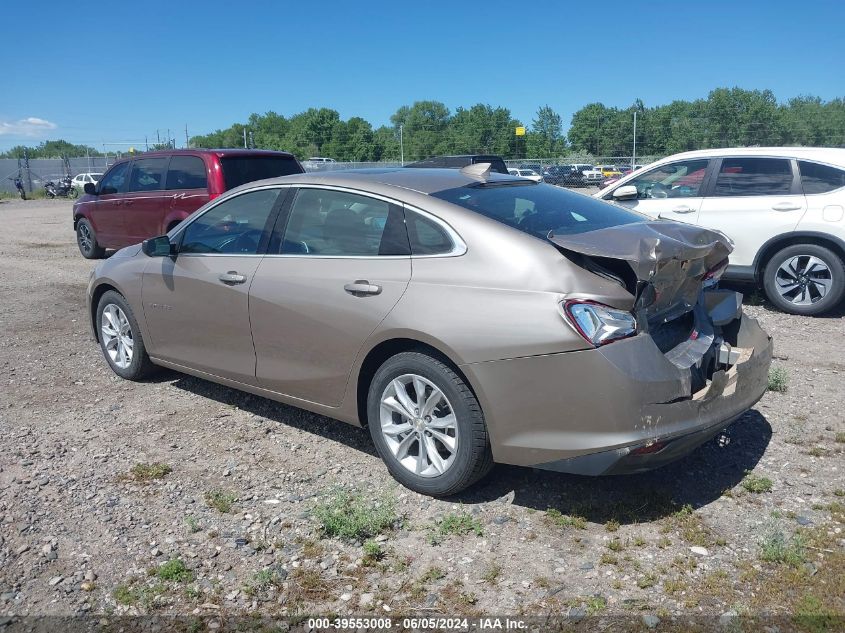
[367,351,493,496]
[96,290,156,381]
[763,244,845,316]
[76,218,106,259]
[69,187,79,199]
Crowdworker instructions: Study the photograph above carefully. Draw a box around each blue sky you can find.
[3,0,844,151]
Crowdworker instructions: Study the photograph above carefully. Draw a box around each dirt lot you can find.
[0,198,843,629]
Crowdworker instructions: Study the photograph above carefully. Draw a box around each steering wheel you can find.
[647,182,669,199]
[217,229,263,253]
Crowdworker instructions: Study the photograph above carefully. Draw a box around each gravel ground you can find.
[0,198,843,629]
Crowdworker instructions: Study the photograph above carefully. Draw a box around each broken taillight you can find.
[702,257,729,287]
[563,300,637,347]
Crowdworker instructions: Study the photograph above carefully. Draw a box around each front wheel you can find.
[46,191,55,199]
[96,291,156,380]
[367,351,493,496]
[763,244,845,316]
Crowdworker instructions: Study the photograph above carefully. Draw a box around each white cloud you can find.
[0,117,58,137]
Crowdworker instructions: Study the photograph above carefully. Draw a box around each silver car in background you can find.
[87,165,772,496]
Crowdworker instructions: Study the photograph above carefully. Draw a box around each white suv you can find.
[596,147,845,315]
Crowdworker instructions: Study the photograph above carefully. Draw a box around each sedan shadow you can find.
[164,370,771,524]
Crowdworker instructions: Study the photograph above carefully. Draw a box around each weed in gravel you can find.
[586,596,607,614]
[835,432,845,444]
[427,511,483,545]
[637,573,658,589]
[742,472,774,493]
[409,567,446,600]
[295,536,324,559]
[599,553,618,566]
[662,504,712,546]
[834,489,845,498]
[604,519,620,533]
[184,516,201,534]
[112,582,165,609]
[544,508,587,529]
[759,527,805,566]
[481,562,502,584]
[767,367,788,393]
[243,568,284,596]
[362,540,384,565]
[606,539,623,552]
[534,576,551,589]
[288,567,333,607]
[441,580,480,615]
[633,536,646,547]
[313,489,397,541]
[806,446,829,457]
[204,489,236,513]
[794,594,840,633]
[656,536,671,549]
[156,559,193,583]
[671,556,697,572]
[663,578,687,595]
[122,462,172,482]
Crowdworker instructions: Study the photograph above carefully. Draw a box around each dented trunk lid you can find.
[549,220,732,325]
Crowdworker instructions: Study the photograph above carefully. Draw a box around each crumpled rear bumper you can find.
[461,297,772,475]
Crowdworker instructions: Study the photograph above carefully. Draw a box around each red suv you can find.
[72,149,304,258]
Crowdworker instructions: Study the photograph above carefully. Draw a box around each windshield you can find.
[431,182,643,238]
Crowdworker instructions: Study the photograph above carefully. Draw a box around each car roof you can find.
[109,149,296,162]
[238,167,520,195]
[654,147,845,166]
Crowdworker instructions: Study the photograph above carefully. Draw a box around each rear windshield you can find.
[431,182,643,238]
[220,156,302,190]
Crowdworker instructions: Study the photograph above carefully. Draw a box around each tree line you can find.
[3,88,844,161]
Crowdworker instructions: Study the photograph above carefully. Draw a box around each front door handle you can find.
[772,202,802,211]
[344,280,382,296]
[218,271,247,285]
[671,205,696,214]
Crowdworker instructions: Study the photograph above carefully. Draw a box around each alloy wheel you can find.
[78,224,93,253]
[379,374,458,478]
[101,304,134,369]
[774,255,832,306]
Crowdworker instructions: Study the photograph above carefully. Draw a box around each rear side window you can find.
[280,188,409,256]
[166,156,208,190]
[220,156,302,190]
[406,210,454,255]
[432,182,642,239]
[127,158,167,192]
[713,158,793,197]
[98,163,130,195]
[798,161,845,195]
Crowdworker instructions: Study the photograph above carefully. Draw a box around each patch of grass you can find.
[759,527,805,567]
[295,536,324,559]
[481,562,502,584]
[662,504,712,546]
[313,489,397,541]
[113,584,135,605]
[112,582,165,609]
[637,573,658,589]
[204,489,236,513]
[794,594,840,633]
[156,559,193,583]
[742,472,774,494]
[244,568,284,596]
[586,595,607,614]
[606,539,623,552]
[671,556,697,573]
[663,578,687,595]
[123,462,172,482]
[767,366,788,393]
[834,489,844,497]
[427,511,483,545]
[604,519,620,533]
[184,516,201,534]
[545,508,587,529]
[633,536,646,547]
[420,567,446,583]
[835,432,845,444]
[599,552,618,566]
[288,567,333,606]
[806,446,829,457]
[362,540,384,565]
[534,576,551,589]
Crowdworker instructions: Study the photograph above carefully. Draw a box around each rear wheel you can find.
[763,244,845,316]
[367,351,493,496]
[69,187,79,199]
[76,219,105,259]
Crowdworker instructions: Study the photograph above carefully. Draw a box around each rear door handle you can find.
[218,271,247,285]
[671,205,696,214]
[344,280,382,296]
[772,202,802,211]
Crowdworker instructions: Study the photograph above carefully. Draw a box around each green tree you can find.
[526,105,565,158]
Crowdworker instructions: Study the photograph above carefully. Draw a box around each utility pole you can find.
[145,136,149,151]
[185,124,189,149]
[243,128,247,149]
[632,111,637,169]
[156,129,161,145]
[399,124,404,166]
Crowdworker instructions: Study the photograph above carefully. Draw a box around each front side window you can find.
[98,163,130,195]
[798,160,845,195]
[624,159,710,199]
[180,188,280,254]
[713,157,793,197]
[280,188,409,256]
[166,156,208,190]
[128,158,167,192]
[432,182,642,239]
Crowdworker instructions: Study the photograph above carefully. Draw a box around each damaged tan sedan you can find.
[86,165,773,496]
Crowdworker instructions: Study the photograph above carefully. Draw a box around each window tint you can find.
[713,158,793,197]
[127,158,167,192]
[180,188,280,254]
[406,210,454,255]
[98,163,130,195]
[799,160,845,195]
[281,189,409,256]
[625,159,710,199]
[166,156,208,190]
[220,156,302,190]
[432,182,642,239]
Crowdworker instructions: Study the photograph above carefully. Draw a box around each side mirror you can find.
[612,185,638,201]
[142,235,175,257]
[83,182,97,195]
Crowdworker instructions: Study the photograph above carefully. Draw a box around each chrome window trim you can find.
[264,184,467,260]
